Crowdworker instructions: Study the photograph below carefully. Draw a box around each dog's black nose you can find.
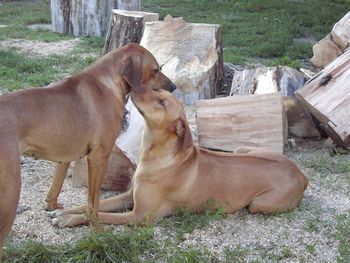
[169,82,177,93]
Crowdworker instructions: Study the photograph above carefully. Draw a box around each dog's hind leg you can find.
[0,144,21,262]
[45,162,70,211]
[248,189,303,214]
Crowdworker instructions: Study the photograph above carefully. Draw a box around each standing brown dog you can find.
[50,87,308,228]
[0,43,176,260]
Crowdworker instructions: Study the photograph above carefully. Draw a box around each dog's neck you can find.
[137,126,184,172]
[84,53,130,100]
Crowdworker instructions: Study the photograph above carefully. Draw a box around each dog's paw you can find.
[48,209,64,218]
[52,214,86,228]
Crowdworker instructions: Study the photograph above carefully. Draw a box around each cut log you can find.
[103,10,159,55]
[115,0,141,11]
[196,93,285,153]
[310,34,343,70]
[295,49,350,147]
[140,15,224,105]
[311,12,350,70]
[51,0,115,36]
[230,66,320,138]
[72,98,144,191]
[73,145,134,192]
[331,11,350,50]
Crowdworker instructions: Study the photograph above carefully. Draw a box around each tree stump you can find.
[140,15,224,105]
[103,10,159,55]
[51,0,115,36]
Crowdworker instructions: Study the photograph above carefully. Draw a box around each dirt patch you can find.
[0,38,80,57]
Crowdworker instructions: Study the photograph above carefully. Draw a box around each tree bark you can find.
[103,10,159,55]
[51,0,116,36]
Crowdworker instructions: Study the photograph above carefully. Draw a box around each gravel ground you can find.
[2,39,350,262]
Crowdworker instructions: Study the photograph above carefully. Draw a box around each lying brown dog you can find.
[0,43,176,260]
[50,87,308,228]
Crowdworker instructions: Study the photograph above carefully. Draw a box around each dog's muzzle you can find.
[169,82,177,93]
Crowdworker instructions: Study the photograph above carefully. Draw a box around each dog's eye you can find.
[158,99,165,108]
[154,68,159,74]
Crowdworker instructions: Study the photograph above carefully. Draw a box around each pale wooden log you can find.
[51,0,115,36]
[331,11,350,50]
[196,93,285,153]
[310,34,343,70]
[295,49,350,147]
[116,0,141,11]
[73,145,134,192]
[230,66,306,96]
[140,15,223,105]
[103,10,159,55]
[230,66,320,138]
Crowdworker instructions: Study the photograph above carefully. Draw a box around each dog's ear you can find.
[175,117,193,150]
[121,55,142,91]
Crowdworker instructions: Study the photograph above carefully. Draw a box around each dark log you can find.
[103,10,158,55]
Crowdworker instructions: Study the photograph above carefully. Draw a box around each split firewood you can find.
[296,49,350,147]
[140,15,224,105]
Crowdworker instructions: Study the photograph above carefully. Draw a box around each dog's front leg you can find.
[49,187,134,218]
[45,162,70,211]
[86,152,109,228]
[52,207,164,227]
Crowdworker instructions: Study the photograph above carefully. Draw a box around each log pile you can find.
[103,10,159,55]
[140,15,224,105]
[311,11,350,70]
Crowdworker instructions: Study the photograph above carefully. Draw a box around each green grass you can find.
[143,0,350,64]
[336,212,350,263]
[0,47,100,91]
[159,202,225,241]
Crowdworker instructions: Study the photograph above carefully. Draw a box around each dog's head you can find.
[131,88,193,150]
[120,43,176,93]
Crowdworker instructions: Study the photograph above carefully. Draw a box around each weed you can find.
[224,246,248,262]
[306,243,316,255]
